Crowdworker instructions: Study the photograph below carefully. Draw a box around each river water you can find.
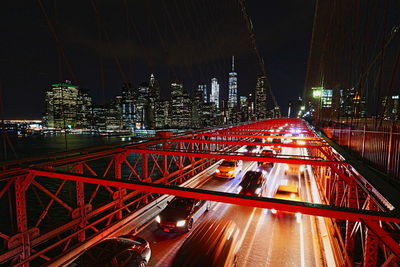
[0,133,130,162]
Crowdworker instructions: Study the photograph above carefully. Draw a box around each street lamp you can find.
[312,88,323,127]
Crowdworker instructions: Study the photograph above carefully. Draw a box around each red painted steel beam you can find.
[167,138,328,149]
[361,219,400,259]
[30,169,400,223]
[194,133,321,141]
[127,148,346,166]
[215,129,313,135]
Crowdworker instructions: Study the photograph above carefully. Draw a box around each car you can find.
[295,139,306,145]
[271,184,302,221]
[215,159,243,178]
[245,145,260,154]
[270,138,282,154]
[170,220,240,267]
[282,133,293,144]
[155,197,210,232]
[237,171,266,197]
[68,235,151,267]
[284,163,305,176]
[258,149,275,168]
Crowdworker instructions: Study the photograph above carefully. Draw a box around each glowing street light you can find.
[312,89,322,98]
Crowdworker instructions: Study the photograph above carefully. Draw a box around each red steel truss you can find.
[0,118,399,266]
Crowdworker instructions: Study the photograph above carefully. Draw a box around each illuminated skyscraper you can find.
[228,56,237,108]
[43,80,92,129]
[171,82,191,128]
[210,78,220,109]
[198,84,208,103]
[255,76,267,119]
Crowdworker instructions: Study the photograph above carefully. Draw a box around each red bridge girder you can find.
[1,118,399,267]
[31,169,400,223]
[128,148,346,166]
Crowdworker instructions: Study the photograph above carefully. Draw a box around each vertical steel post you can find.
[324,168,331,202]
[162,142,168,176]
[15,175,29,266]
[363,199,379,267]
[190,142,195,177]
[386,125,393,174]
[178,142,183,168]
[347,126,351,149]
[142,153,148,181]
[75,164,86,242]
[335,177,344,207]
[345,178,357,263]
[114,154,124,220]
[361,125,366,158]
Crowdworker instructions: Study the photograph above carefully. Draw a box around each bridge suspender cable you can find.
[237,0,280,116]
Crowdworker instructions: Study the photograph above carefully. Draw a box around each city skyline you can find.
[0,1,314,119]
[41,56,267,130]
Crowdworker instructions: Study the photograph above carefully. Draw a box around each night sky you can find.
[0,0,314,119]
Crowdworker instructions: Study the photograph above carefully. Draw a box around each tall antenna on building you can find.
[232,55,235,72]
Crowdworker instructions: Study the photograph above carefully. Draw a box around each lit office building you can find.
[339,88,366,118]
[171,82,191,128]
[155,100,171,128]
[210,78,220,109]
[198,84,208,103]
[192,90,204,128]
[76,89,93,128]
[228,56,238,108]
[91,105,107,131]
[134,82,150,129]
[120,82,136,130]
[148,74,160,128]
[255,76,267,120]
[381,95,400,121]
[43,80,92,129]
[106,96,123,131]
[202,102,217,127]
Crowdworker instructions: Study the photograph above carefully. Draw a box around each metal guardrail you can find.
[323,125,400,181]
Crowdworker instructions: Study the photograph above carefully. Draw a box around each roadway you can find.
[137,146,326,267]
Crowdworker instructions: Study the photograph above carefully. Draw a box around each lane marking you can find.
[237,207,257,250]
[301,147,323,266]
[242,208,266,264]
[300,219,306,267]
[264,217,276,267]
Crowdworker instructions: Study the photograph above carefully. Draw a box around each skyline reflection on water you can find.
[0,133,128,162]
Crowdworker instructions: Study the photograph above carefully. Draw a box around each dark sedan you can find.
[258,149,275,169]
[68,235,151,267]
[237,171,266,197]
[171,220,240,267]
[155,197,210,232]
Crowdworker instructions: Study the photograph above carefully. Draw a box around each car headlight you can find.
[255,188,262,195]
[290,193,296,198]
[271,209,277,214]
[155,215,161,223]
[228,170,235,174]
[176,220,186,227]
[237,186,242,193]
[215,169,220,173]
